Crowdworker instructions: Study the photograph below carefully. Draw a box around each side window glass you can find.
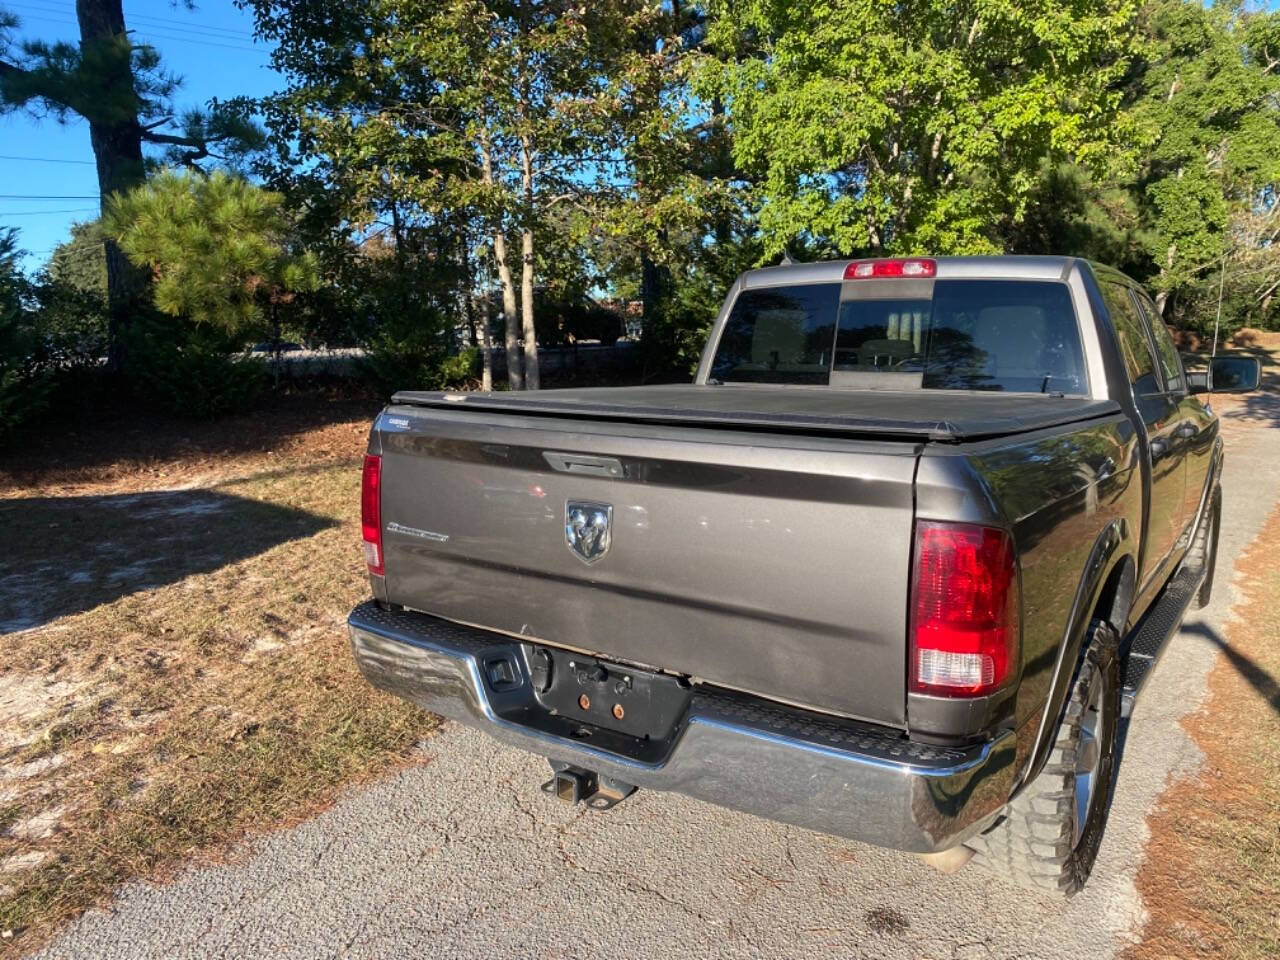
[1099,281,1160,395]
[1133,290,1185,394]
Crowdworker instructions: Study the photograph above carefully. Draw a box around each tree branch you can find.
[139,128,209,169]
[138,129,203,148]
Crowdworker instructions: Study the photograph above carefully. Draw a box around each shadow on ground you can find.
[1216,387,1280,429]
[1189,345,1280,429]
[1111,617,1280,813]
[0,488,337,632]
[0,393,379,493]
[1182,621,1280,718]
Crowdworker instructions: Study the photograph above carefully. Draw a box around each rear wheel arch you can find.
[1021,523,1133,789]
[1093,554,1136,636]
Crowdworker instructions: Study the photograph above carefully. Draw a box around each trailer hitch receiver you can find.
[541,762,636,811]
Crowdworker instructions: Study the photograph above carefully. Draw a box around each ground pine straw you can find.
[0,402,439,955]
[1127,500,1280,960]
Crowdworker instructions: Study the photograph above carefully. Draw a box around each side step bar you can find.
[1120,560,1206,718]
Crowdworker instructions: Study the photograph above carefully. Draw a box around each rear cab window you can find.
[711,284,841,385]
[1131,291,1185,394]
[710,277,1088,395]
[1099,282,1160,396]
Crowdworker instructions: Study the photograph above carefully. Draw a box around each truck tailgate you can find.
[374,403,920,726]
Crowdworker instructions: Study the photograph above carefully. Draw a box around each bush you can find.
[358,308,478,395]
[0,365,52,445]
[126,315,265,418]
[29,276,110,368]
[0,236,52,444]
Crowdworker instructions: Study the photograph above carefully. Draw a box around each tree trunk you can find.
[493,231,522,390]
[519,227,538,390]
[480,281,494,392]
[270,300,282,388]
[639,248,670,330]
[518,143,539,390]
[1155,243,1176,319]
[77,0,149,375]
[459,230,488,392]
[478,135,523,389]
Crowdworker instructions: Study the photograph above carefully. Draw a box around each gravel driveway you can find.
[30,415,1280,960]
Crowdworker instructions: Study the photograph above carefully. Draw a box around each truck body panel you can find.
[350,255,1241,865]
[376,404,920,725]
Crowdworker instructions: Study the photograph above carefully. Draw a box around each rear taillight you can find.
[361,454,384,576]
[909,521,1018,698]
[844,258,937,280]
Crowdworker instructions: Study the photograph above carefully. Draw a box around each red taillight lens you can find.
[361,454,384,576]
[844,258,937,280]
[909,521,1018,697]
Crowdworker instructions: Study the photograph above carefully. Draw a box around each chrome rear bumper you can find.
[349,601,1015,853]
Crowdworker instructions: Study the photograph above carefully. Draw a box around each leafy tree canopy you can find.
[1128,0,1280,313]
[103,169,319,335]
[46,220,108,300]
[701,0,1141,258]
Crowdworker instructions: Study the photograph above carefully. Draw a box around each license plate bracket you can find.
[520,644,692,742]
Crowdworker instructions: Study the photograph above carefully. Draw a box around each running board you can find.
[1120,561,1206,718]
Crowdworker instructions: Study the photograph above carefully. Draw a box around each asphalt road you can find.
[32,415,1280,960]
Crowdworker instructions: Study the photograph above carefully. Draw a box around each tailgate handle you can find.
[543,452,624,478]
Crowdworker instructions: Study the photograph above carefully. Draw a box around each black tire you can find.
[1189,487,1221,610]
[968,619,1121,896]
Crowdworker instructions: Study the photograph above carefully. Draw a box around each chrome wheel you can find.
[1073,671,1103,848]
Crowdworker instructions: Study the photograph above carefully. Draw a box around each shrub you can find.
[126,315,265,419]
[0,363,52,446]
[358,308,477,395]
[0,234,52,444]
[29,276,110,369]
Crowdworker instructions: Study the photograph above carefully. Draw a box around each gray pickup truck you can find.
[348,256,1259,895]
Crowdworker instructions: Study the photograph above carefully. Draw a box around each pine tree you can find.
[0,1,262,373]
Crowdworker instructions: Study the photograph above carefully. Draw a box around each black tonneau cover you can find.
[391,384,1122,442]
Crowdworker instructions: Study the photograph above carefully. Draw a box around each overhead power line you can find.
[11,11,264,53]
[1,207,99,216]
[11,1,257,40]
[0,154,96,165]
[0,194,99,200]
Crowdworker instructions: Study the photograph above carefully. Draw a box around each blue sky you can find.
[1,1,279,271]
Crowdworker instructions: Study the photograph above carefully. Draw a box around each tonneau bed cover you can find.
[391,384,1122,442]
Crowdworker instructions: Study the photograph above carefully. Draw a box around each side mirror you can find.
[1208,355,1261,393]
[1187,370,1210,394]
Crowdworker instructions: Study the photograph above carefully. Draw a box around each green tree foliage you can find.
[0,1,264,372]
[101,170,319,414]
[103,169,319,335]
[239,0,487,385]
[242,0,663,389]
[47,220,108,300]
[1127,0,1280,325]
[124,313,266,418]
[1008,161,1154,276]
[0,229,52,442]
[359,307,479,397]
[701,0,1141,258]
[11,0,1280,423]
[21,220,112,373]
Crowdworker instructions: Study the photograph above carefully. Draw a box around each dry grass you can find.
[0,405,439,954]
[1128,503,1280,960]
